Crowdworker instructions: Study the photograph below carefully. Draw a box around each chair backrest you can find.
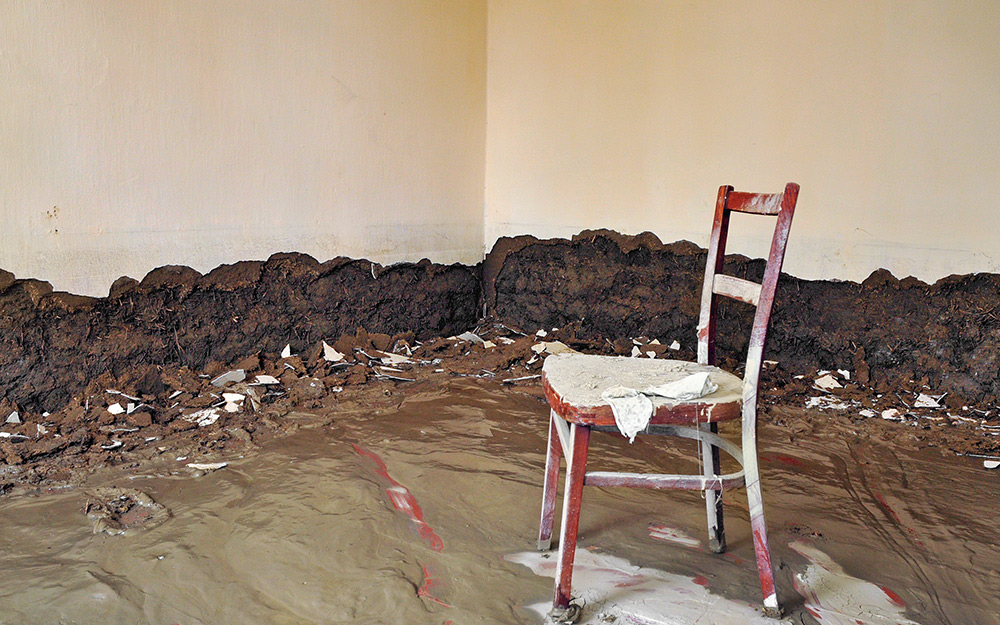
[696,183,799,394]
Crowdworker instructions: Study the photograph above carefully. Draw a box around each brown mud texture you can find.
[3,229,1000,425]
[0,253,479,414]
[486,230,1000,408]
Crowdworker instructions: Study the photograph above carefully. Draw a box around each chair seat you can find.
[541,353,744,426]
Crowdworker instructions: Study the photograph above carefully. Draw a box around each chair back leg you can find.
[700,422,727,553]
[743,413,781,616]
[538,410,563,551]
[553,423,591,610]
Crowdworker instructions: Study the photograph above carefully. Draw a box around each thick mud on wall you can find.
[0,254,479,414]
[486,230,1000,407]
[4,230,1000,416]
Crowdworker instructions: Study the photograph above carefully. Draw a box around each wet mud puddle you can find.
[0,379,997,625]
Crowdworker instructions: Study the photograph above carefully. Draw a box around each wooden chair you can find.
[537,183,799,621]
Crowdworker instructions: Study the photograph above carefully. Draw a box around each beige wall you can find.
[4,2,998,295]
[1,1,486,296]
[486,1,1000,283]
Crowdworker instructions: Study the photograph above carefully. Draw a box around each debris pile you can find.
[2,319,997,497]
[763,365,1000,455]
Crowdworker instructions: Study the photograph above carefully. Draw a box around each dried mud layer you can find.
[2,232,1000,492]
[0,253,478,415]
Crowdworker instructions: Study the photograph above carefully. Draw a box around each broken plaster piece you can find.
[457,331,486,346]
[252,375,281,385]
[6,411,20,424]
[859,408,877,418]
[211,369,246,388]
[806,396,850,410]
[182,408,221,427]
[669,340,681,351]
[814,374,843,391]
[106,389,141,402]
[107,403,125,415]
[881,409,903,421]
[531,341,575,356]
[281,344,293,358]
[376,350,412,365]
[984,460,1000,470]
[630,346,642,358]
[322,341,345,362]
[222,393,245,413]
[187,462,228,472]
[914,393,942,409]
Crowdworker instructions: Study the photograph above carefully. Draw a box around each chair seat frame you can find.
[536,183,799,620]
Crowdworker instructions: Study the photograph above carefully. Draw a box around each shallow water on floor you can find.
[0,379,997,625]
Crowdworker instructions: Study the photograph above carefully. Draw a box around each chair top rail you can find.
[726,191,783,215]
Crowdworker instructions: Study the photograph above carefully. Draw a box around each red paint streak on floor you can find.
[872,492,902,525]
[418,564,452,608]
[762,453,807,468]
[353,443,444,552]
[872,491,926,548]
[878,584,906,608]
[692,575,710,586]
[353,443,451,620]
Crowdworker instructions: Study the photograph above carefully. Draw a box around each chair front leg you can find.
[553,423,591,611]
[538,410,563,550]
[700,421,726,553]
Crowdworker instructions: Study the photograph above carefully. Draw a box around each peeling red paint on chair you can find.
[752,527,775,599]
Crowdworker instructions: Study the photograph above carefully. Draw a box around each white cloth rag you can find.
[601,372,718,443]
[645,371,718,401]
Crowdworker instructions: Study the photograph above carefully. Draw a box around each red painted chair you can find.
[537,183,799,621]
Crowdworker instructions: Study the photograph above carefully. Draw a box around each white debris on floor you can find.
[790,541,920,625]
[646,523,701,548]
[510,542,921,625]
[806,396,852,411]
[508,548,785,625]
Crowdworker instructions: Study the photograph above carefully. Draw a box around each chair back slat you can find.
[696,183,799,384]
[712,275,761,306]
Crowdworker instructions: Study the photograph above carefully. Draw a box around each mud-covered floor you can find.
[0,376,996,625]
